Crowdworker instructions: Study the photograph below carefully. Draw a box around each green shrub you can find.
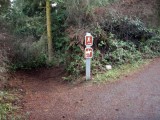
[10,35,47,70]
[3,9,45,38]
[2,1,68,70]
[102,17,154,44]
[0,0,10,14]
[91,50,106,74]
[65,44,85,75]
[1,0,160,80]
[103,34,142,65]
[0,91,15,120]
[139,35,160,57]
[0,90,26,120]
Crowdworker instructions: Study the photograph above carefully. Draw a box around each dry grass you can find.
[93,60,151,83]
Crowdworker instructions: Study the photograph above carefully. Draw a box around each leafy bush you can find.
[65,44,85,75]
[65,18,160,80]
[104,33,142,65]
[0,0,10,14]
[2,0,68,70]
[1,0,160,80]
[102,17,154,44]
[51,5,68,51]
[3,9,45,38]
[10,35,47,70]
[139,35,160,57]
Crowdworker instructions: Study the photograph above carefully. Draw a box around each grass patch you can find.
[0,91,16,120]
[93,59,151,83]
[0,90,28,120]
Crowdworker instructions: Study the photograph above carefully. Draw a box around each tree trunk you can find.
[46,0,53,62]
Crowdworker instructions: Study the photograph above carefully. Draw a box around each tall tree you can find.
[12,0,54,62]
[46,0,53,62]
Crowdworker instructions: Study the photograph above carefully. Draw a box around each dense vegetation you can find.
[0,0,159,76]
[0,0,160,118]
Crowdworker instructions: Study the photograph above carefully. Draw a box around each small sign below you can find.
[85,47,93,59]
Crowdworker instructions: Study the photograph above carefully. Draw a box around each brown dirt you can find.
[11,58,160,120]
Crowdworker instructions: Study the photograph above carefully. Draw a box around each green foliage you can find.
[51,5,68,51]
[0,103,13,120]
[10,36,47,70]
[139,35,160,57]
[104,33,142,65]
[91,50,105,74]
[62,16,160,80]
[11,53,47,70]
[0,0,10,14]
[5,0,67,38]
[0,91,16,120]
[0,90,28,120]
[147,36,160,55]
[1,0,160,80]
[4,9,45,38]
[2,0,68,70]
[94,60,150,83]
[102,17,154,44]
[66,45,85,76]
[67,58,85,77]
[1,0,119,72]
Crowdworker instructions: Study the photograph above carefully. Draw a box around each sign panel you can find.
[85,34,93,46]
[85,48,93,59]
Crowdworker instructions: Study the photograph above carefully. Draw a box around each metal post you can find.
[86,58,91,80]
[85,32,93,80]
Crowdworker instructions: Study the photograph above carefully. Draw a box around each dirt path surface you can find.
[15,58,160,120]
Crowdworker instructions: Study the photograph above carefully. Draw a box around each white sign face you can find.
[85,48,93,59]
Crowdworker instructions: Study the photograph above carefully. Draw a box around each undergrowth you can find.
[1,0,160,80]
[0,0,159,119]
[0,90,28,120]
[93,60,150,83]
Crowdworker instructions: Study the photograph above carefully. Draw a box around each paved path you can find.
[20,58,160,120]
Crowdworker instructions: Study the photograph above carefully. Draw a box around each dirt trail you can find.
[13,58,160,120]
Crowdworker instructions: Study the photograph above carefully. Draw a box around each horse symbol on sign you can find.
[85,48,93,59]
